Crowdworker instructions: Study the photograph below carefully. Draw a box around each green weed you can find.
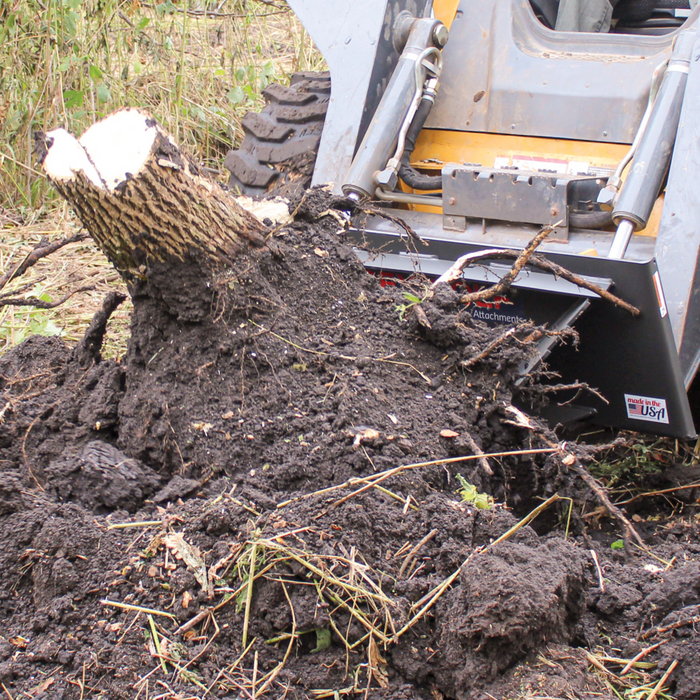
[395,290,429,321]
[589,441,670,488]
[455,474,494,510]
[0,285,64,348]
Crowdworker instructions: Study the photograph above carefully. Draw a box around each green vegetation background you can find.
[0,0,322,212]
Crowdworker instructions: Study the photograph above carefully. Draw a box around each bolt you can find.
[449,197,456,206]
[550,206,559,216]
[432,24,449,48]
[597,187,616,210]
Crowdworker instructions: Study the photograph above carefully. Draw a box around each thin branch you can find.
[557,450,647,550]
[0,232,88,292]
[434,223,556,288]
[461,323,531,370]
[433,227,639,316]
[359,202,427,247]
[0,285,95,309]
[450,223,558,305]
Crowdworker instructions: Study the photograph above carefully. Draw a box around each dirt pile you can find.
[1,198,699,700]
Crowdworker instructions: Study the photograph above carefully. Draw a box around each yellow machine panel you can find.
[409,130,662,235]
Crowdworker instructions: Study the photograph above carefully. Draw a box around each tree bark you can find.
[38,109,268,281]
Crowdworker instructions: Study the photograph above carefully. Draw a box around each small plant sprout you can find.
[395,290,429,321]
[455,474,494,510]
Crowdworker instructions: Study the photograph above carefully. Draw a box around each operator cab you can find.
[530,0,695,34]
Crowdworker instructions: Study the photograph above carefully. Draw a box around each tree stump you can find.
[38,109,268,280]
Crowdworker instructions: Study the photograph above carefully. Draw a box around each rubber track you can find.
[225,71,331,197]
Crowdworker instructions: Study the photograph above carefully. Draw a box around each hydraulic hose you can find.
[398,96,442,190]
[569,209,613,230]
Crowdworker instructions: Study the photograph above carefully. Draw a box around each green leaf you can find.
[96,83,111,104]
[191,107,206,123]
[63,10,77,38]
[155,1,176,17]
[58,56,72,72]
[227,87,245,105]
[63,89,84,109]
[133,60,143,76]
[89,65,103,82]
[311,628,331,653]
[403,292,422,304]
[136,16,150,31]
[610,539,625,551]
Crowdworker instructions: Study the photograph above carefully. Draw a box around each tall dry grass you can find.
[0,0,324,212]
[0,0,323,356]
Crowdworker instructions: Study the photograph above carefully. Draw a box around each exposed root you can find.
[433,227,639,316]
[73,290,127,367]
[436,223,557,303]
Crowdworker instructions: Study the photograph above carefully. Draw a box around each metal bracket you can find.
[442,164,600,238]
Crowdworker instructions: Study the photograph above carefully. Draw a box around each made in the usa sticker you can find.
[624,394,669,424]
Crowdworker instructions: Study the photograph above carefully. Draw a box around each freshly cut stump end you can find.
[39,108,268,279]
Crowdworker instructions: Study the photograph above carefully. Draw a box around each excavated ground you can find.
[1,193,699,700]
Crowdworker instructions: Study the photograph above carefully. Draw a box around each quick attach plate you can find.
[442,164,597,237]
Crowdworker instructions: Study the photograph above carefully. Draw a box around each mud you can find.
[1,195,699,699]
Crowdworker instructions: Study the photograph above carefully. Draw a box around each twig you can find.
[359,203,427,246]
[589,549,605,593]
[331,448,556,508]
[398,529,438,578]
[0,284,95,309]
[640,615,700,640]
[0,232,87,291]
[565,455,647,551]
[100,599,177,620]
[615,481,700,506]
[251,651,259,699]
[646,659,678,700]
[545,381,610,406]
[254,584,297,697]
[586,652,615,676]
[621,643,665,675]
[148,615,169,675]
[181,614,219,674]
[461,325,526,370]
[458,432,493,475]
[242,543,258,647]
[107,521,162,530]
[371,483,419,511]
[21,414,45,491]
[277,447,559,509]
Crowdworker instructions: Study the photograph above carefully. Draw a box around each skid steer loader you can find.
[225,0,700,439]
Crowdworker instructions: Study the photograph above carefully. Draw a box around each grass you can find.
[0,0,324,358]
[0,209,132,357]
[0,0,324,210]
